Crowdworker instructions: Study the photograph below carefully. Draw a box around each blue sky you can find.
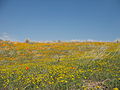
[0,0,120,41]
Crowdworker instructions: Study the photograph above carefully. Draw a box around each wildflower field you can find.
[0,41,120,90]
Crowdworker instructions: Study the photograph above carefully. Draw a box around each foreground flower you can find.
[113,88,119,90]
[26,66,29,70]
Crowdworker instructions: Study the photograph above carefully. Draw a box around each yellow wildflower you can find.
[113,88,119,90]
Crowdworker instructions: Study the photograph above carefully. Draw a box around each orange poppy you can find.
[26,67,29,70]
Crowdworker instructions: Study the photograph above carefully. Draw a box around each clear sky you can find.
[0,0,120,41]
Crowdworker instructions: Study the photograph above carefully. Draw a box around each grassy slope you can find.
[0,41,120,90]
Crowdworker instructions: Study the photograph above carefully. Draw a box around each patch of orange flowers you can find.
[70,67,76,69]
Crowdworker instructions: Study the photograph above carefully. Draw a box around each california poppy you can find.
[26,67,29,70]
